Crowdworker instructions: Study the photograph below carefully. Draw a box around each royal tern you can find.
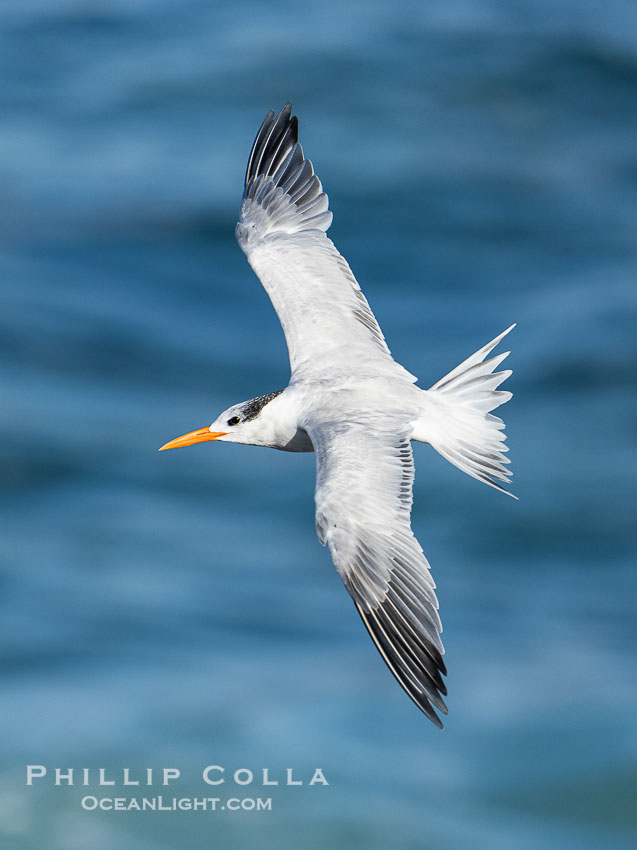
[160,103,514,727]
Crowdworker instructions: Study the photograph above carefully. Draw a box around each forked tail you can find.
[413,325,516,497]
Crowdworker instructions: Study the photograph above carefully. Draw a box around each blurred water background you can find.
[1,0,636,848]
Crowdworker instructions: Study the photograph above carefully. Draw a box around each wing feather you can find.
[236,104,413,379]
[310,420,448,727]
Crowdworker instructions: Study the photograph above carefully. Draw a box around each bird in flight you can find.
[160,103,514,727]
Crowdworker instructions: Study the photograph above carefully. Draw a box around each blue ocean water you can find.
[1,0,636,847]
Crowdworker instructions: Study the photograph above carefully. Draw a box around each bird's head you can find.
[159,391,285,452]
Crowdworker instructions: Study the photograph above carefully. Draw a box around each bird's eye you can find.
[227,416,241,426]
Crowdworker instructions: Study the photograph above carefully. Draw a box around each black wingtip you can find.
[354,599,448,729]
[244,102,299,188]
[239,103,332,236]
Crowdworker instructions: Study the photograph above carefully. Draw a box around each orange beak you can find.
[158,427,229,451]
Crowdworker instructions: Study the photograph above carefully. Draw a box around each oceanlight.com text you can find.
[81,795,273,812]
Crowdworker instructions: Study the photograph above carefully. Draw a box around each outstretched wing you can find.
[236,103,413,381]
[309,418,448,727]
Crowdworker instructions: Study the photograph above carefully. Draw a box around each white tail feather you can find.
[413,325,516,497]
